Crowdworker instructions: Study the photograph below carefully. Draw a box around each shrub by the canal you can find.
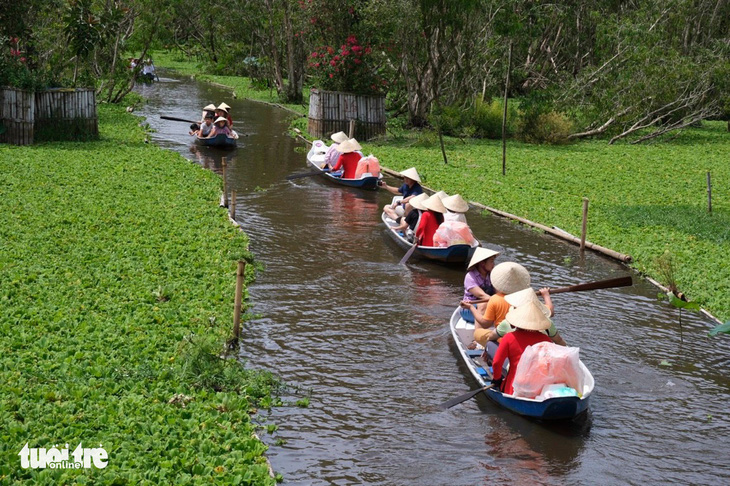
[0,102,280,484]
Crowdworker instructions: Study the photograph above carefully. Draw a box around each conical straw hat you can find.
[490,262,531,294]
[338,138,362,153]
[218,102,231,111]
[330,131,348,144]
[203,104,216,111]
[467,247,500,270]
[422,193,447,213]
[433,190,448,200]
[407,193,429,211]
[505,288,551,317]
[443,194,469,213]
[400,167,421,183]
[214,116,228,125]
[504,300,552,331]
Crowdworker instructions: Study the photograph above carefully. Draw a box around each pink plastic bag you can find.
[511,342,585,399]
[432,221,478,247]
[355,155,381,178]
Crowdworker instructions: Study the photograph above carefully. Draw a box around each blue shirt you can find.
[399,182,423,199]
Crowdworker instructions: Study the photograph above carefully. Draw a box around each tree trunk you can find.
[283,0,302,103]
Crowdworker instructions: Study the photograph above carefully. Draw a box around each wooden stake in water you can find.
[707,171,712,214]
[222,159,229,208]
[233,260,245,339]
[580,198,589,252]
[348,119,355,139]
[229,190,236,220]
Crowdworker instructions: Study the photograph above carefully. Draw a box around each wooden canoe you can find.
[306,140,380,190]
[195,133,237,149]
[449,307,594,420]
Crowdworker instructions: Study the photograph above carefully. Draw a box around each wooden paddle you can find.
[399,237,420,265]
[440,384,494,410]
[286,168,330,180]
[466,275,633,304]
[160,115,199,124]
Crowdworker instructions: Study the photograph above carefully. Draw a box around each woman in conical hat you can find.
[442,194,469,223]
[323,131,349,169]
[331,138,362,179]
[490,300,553,394]
[458,247,500,323]
[415,194,446,247]
[391,192,429,239]
[381,167,424,220]
[207,116,231,138]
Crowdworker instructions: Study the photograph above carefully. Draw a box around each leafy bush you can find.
[431,98,517,139]
[308,35,386,95]
[518,109,573,144]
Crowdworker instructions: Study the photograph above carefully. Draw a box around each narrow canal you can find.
[136,73,730,485]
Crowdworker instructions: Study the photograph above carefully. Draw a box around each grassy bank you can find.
[0,103,279,484]
[154,51,730,322]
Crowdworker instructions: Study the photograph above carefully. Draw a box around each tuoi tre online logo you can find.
[18,443,108,469]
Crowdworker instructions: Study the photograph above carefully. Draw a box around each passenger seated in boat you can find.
[442,194,469,223]
[141,58,156,81]
[415,194,446,246]
[218,103,233,127]
[391,193,428,240]
[381,168,424,220]
[461,261,530,349]
[331,138,362,178]
[192,113,215,137]
[459,248,500,323]
[208,116,232,138]
[200,104,217,123]
[491,300,553,394]
[322,131,348,168]
[483,287,566,360]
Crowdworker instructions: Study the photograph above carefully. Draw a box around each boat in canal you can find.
[195,132,237,149]
[381,205,479,264]
[449,307,594,420]
[306,140,381,190]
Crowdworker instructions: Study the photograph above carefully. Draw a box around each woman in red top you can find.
[491,300,552,395]
[331,138,362,179]
[415,193,446,246]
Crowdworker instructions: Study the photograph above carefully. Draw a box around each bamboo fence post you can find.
[233,260,245,339]
[580,198,589,252]
[707,171,712,214]
[222,159,229,208]
[348,119,355,138]
[229,190,236,220]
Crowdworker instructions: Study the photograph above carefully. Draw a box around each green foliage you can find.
[308,35,386,95]
[708,321,730,337]
[0,101,278,484]
[433,98,518,139]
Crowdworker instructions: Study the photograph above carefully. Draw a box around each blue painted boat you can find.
[448,307,594,420]
[381,209,479,264]
[306,140,381,190]
[195,133,237,149]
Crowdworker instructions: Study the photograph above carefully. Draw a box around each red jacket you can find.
[332,152,361,179]
[415,210,444,246]
[492,329,551,395]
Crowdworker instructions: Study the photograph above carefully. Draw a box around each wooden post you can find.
[222,159,228,208]
[580,198,589,252]
[229,190,236,220]
[707,171,712,213]
[348,119,355,138]
[502,41,513,176]
[233,260,245,339]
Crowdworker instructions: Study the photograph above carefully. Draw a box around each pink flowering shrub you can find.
[308,35,386,95]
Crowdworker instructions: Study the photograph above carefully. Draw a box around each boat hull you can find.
[195,133,237,148]
[448,307,593,420]
[381,212,478,264]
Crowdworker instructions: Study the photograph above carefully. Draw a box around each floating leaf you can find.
[659,360,671,367]
[708,321,730,337]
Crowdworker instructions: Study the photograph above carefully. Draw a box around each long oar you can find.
[399,238,420,265]
[286,169,330,180]
[440,384,494,410]
[160,115,199,124]
[545,275,632,295]
[467,275,633,304]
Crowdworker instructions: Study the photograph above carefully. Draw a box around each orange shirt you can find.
[484,293,510,326]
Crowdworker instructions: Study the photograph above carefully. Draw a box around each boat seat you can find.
[466,349,483,358]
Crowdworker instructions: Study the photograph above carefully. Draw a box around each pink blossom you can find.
[364,47,372,54]
[353,58,361,65]
[352,45,362,53]
[347,35,357,44]
[333,55,340,61]
[330,60,336,66]
[329,73,334,78]
[327,46,334,54]
[341,50,350,56]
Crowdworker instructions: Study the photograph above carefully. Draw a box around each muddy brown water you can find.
[136,73,730,485]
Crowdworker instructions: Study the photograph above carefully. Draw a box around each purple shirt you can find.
[325,144,341,166]
[462,269,495,301]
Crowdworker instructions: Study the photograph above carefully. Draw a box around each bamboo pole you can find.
[229,190,236,220]
[502,41,513,176]
[348,119,355,138]
[707,171,712,213]
[580,198,589,252]
[233,260,245,339]
[222,159,228,207]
